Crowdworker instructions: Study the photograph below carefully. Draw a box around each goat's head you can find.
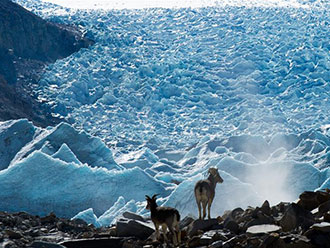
[145,194,159,210]
[208,167,224,184]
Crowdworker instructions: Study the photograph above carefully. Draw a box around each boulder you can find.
[260,200,271,216]
[4,229,23,239]
[188,219,219,237]
[298,191,330,211]
[243,211,275,230]
[122,212,145,222]
[323,211,330,222]
[223,218,239,234]
[60,238,125,248]
[116,219,154,240]
[318,200,330,214]
[209,240,224,248]
[30,241,66,248]
[246,224,281,234]
[279,203,315,232]
[276,234,313,248]
[304,223,330,247]
[179,216,195,229]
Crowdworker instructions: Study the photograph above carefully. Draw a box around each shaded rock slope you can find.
[1,190,330,248]
[0,0,93,127]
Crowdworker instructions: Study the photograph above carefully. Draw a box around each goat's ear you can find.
[208,167,217,175]
[152,194,159,200]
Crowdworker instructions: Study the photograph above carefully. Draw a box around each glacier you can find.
[1,0,329,226]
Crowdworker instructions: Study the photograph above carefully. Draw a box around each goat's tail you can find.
[175,210,181,222]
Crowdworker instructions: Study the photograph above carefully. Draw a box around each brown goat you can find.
[145,194,181,245]
[194,167,223,219]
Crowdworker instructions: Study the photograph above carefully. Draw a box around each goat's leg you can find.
[196,199,202,219]
[202,200,207,220]
[155,223,160,241]
[161,224,168,243]
[207,197,214,219]
[176,223,181,245]
[168,225,177,246]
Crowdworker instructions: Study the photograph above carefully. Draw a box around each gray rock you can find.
[304,222,330,247]
[319,200,330,214]
[30,241,66,248]
[223,218,239,234]
[188,219,219,237]
[246,224,281,234]
[4,230,22,239]
[279,203,315,232]
[0,240,17,248]
[60,238,125,248]
[209,240,224,248]
[260,200,271,216]
[179,216,195,229]
[122,212,145,222]
[298,191,330,211]
[243,212,275,230]
[278,234,313,248]
[116,219,154,240]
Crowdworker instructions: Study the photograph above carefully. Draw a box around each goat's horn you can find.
[152,194,159,199]
[145,195,151,200]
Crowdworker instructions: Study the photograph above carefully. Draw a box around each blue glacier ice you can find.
[1,0,329,225]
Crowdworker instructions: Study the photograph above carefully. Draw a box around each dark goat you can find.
[145,194,181,245]
[194,167,223,219]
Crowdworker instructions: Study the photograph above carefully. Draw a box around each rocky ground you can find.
[1,190,330,248]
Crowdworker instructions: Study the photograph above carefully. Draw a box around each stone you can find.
[276,234,313,248]
[304,222,330,247]
[122,212,145,222]
[179,216,195,229]
[298,191,330,211]
[223,218,239,234]
[116,219,154,240]
[40,213,58,225]
[279,203,315,232]
[318,200,330,214]
[243,212,275,230]
[323,211,330,222]
[4,230,23,239]
[209,240,224,248]
[202,230,230,242]
[188,219,219,237]
[261,233,280,247]
[308,222,330,233]
[30,241,66,248]
[1,240,17,248]
[260,200,271,216]
[246,224,281,234]
[188,236,202,247]
[60,238,125,248]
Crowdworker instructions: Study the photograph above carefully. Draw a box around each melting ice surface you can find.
[2,0,330,225]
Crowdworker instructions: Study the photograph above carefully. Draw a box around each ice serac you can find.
[52,143,82,164]
[71,208,100,227]
[98,196,137,226]
[0,119,36,170]
[11,122,121,170]
[0,151,168,218]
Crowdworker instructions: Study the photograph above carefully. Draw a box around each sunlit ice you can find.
[41,0,309,9]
